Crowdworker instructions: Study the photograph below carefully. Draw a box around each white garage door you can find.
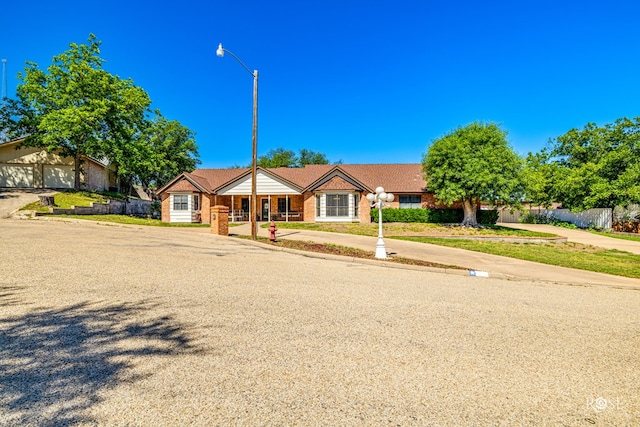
[44,165,74,189]
[0,164,34,187]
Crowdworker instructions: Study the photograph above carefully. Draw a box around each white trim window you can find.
[399,195,421,209]
[314,192,360,222]
[173,194,189,210]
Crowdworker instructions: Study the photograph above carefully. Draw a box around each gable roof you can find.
[157,164,427,195]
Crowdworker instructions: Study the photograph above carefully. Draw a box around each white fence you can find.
[498,207,612,229]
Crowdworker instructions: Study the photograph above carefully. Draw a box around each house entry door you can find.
[261,198,270,221]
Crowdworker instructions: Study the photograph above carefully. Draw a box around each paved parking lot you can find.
[1,218,639,426]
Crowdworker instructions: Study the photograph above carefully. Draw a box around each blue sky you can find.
[3,1,639,168]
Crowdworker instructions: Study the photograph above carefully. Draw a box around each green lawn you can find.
[273,221,555,238]
[45,214,210,227]
[21,190,124,212]
[590,230,640,243]
[275,222,640,279]
[394,237,640,279]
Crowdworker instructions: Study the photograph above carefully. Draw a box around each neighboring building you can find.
[0,138,115,190]
[157,163,456,224]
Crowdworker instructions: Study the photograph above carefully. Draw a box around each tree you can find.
[298,149,329,166]
[423,122,524,227]
[256,148,332,168]
[135,113,200,188]
[257,148,298,168]
[0,34,199,192]
[532,117,640,210]
[1,34,150,189]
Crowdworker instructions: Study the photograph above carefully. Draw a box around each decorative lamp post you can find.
[216,43,259,240]
[366,186,394,259]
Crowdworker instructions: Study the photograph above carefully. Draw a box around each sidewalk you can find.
[231,222,640,289]
[498,222,640,255]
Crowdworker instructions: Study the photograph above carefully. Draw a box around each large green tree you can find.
[256,148,331,168]
[423,122,524,226]
[0,34,199,191]
[2,34,150,189]
[135,113,199,188]
[528,118,640,210]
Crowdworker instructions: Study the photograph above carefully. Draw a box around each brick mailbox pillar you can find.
[210,205,229,236]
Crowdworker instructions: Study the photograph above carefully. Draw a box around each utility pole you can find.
[1,59,7,99]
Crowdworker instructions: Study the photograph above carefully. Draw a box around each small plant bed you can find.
[238,236,467,270]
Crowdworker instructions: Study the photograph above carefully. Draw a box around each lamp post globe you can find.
[367,187,393,259]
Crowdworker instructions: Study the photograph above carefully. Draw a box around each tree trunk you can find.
[38,195,55,206]
[461,197,478,227]
[74,153,81,191]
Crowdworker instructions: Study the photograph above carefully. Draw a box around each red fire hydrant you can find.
[268,220,278,242]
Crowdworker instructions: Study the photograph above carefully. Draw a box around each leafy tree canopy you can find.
[423,122,524,226]
[0,34,199,191]
[526,117,640,210]
[256,148,331,168]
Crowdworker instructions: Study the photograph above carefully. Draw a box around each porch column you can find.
[231,195,235,222]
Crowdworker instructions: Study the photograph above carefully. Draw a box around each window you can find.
[277,197,290,212]
[399,195,421,209]
[193,194,200,211]
[326,194,349,217]
[173,194,189,211]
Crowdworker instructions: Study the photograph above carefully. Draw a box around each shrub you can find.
[520,213,577,229]
[370,208,498,224]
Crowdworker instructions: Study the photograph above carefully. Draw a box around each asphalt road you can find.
[1,218,638,426]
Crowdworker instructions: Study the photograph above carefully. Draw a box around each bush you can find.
[520,213,578,229]
[370,208,498,224]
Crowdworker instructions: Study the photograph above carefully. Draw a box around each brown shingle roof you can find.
[164,178,201,192]
[160,164,427,194]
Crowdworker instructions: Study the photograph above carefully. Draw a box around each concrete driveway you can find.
[499,222,640,255]
[0,188,55,218]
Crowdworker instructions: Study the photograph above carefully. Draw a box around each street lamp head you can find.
[216,43,225,57]
[375,186,384,195]
[386,193,395,202]
[379,192,387,201]
[366,193,376,202]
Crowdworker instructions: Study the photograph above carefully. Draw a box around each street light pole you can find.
[366,187,395,259]
[216,43,259,240]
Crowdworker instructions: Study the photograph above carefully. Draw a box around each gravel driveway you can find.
[1,219,638,426]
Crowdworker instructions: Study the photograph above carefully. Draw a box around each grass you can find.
[39,214,209,227]
[590,230,640,243]
[274,221,640,278]
[394,236,640,279]
[273,221,556,238]
[21,190,122,212]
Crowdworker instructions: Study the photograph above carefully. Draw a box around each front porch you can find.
[220,194,306,223]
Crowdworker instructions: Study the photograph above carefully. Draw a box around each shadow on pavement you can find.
[0,294,203,426]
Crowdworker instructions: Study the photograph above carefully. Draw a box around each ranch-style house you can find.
[157,163,454,224]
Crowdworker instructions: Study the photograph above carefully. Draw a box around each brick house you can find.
[157,163,454,224]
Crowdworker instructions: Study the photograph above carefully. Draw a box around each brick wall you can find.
[161,193,170,222]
